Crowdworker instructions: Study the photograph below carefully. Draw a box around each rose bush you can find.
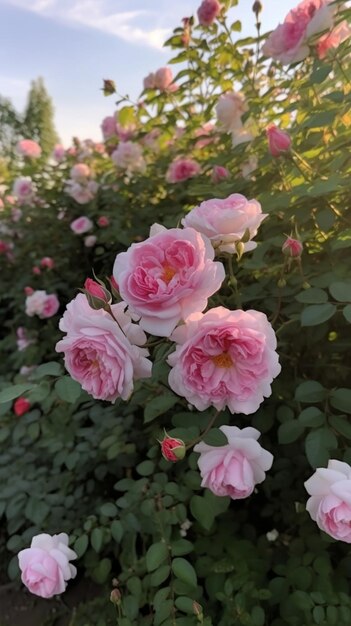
[0,0,351,624]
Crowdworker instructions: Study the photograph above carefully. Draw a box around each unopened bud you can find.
[282,237,303,258]
[193,601,204,622]
[102,79,116,96]
[235,241,245,260]
[110,588,122,605]
[252,1,262,15]
[302,281,311,290]
[277,278,286,288]
[160,432,186,462]
[267,124,292,157]
[83,278,111,310]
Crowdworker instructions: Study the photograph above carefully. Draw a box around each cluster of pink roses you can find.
[64,163,99,205]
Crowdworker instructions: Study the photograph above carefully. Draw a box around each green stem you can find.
[186,410,220,450]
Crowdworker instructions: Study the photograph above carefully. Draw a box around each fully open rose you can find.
[113,225,225,337]
[56,294,152,402]
[168,306,280,414]
[194,426,273,499]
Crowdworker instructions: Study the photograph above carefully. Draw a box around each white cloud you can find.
[3,0,170,49]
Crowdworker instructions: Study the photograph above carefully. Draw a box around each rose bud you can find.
[102,79,116,96]
[14,397,31,416]
[110,588,122,606]
[266,124,291,157]
[40,256,55,269]
[32,266,41,275]
[24,286,34,296]
[97,216,109,227]
[211,165,230,183]
[84,278,111,310]
[282,237,303,258]
[160,434,186,462]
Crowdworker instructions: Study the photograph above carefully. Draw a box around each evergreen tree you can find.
[0,96,22,159]
[23,77,59,157]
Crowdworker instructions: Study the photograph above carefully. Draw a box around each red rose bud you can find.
[97,216,109,227]
[84,278,111,310]
[102,79,116,96]
[266,124,291,157]
[160,435,186,462]
[24,286,34,295]
[282,237,303,258]
[13,397,31,416]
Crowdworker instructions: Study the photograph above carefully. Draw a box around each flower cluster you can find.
[65,163,99,204]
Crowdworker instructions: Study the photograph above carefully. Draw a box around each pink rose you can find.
[194,426,273,499]
[97,216,109,227]
[316,20,351,59]
[143,72,156,90]
[101,115,117,139]
[52,144,66,161]
[70,216,93,234]
[113,225,225,337]
[282,236,303,257]
[182,193,267,255]
[262,0,334,65]
[16,139,42,159]
[116,123,135,142]
[16,327,34,351]
[40,256,55,269]
[211,165,230,183]
[70,163,91,182]
[267,124,292,156]
[305,460,351,543]
[66,183,95,204]
[154,67,175,92]
[216,91,248,133]
[42,294,60,318]
[25,290,59,319]
[168,307,281,414]
[18,533,77,598]
[56,294,152,402]
[166,158,201,183]
[197,0,222,27]
[111,142,146,174]
[12,177,35,204]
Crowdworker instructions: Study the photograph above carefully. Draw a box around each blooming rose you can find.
[52,144,65,161]
[154,67,176,92]
[262,0,335,65]
[282,236,303,257]
[305,460,351,543]
[101,115,117,139]
[216,91,248,133]
[12,177,35,204]
[194,426,273,499]
[111,141,146,174]
[197,0,222,26]
[267,124,292,156]
[40,256,55,269]
[16,139,42,158]
[70,163,91,181]
[168,307,281,414]
[18,533,77,598]
[316,20,351,58]
[182,193,267,255]
[212,165,230,183]
[70,216,93,234]
[25,290,59,319]
[56,294,152,402]
[113,225,225,337]
[66,183,95,204]
[166,158,201,183]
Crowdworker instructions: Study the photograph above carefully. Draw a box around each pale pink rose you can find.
[70,216,93,234]
[282,236,303,257]
[168,307,281,414]
[194,426,273,499]
[113,225,225,337]
[232,127,254,147]
[101,115,117,139]
[212,165,230,183]
[52,144,66,161]
[111,141,146,174]
[197,0,222,26]
[16,327,34,351]
[16,139,42,159]
[166,158,201,183]
[25,290,59,319]
[154,67,175,91]
[194,122,215,149]
[216,92,248,133]
[267,124,292,156]
[56,293,152,402]
[18,533,77,598]
[305,460,351,543]
[42,294,60,318]
[12,177,35,204]
[143,72,156,90]
[84,235,97,247]
[262,0,334,65]
[70,163,91,182]
[316,20,351,58]
[182,193,267,255]
[116,123,135,142]
[40,256,55,269]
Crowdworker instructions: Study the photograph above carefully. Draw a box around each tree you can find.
[0,96,22,159]
[23,77,59,157]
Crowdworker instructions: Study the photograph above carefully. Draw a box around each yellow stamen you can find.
[212,353,233,368]
[162,265,177,284]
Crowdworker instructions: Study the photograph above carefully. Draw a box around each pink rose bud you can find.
[24,286,34,296]
[84,278,111,310]
[13,397,31,416]
[40,256,55,269]
[282,237,303,258]
[32,266,41,275]
[266,124,291,157]
[110,589,122,605]
[160,434,186,462]
[98,216,109,227]
[211,165,230,183]
[109,275,119,294]
[197,0,222,26]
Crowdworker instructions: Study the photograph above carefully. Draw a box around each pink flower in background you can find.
[56,294,152,402]
[194,122,215,149]
[32,266,41,275]
[16,139,42,159]
[143,72,156,90]
[101,115,117,139]
[154,67,176,92]
[113,224,225,337]
[305,460,351,543]
[262,0,335,65]
[166,158,201,183]
[182,193,267,255]
[194,426,273,499]
[67,183,96,204]
[52,144,66,161]
[24,286,34,296]
[40,256,55,269]
[116,123,135,142]
[216,91,248,133]
[25,290,59,319]
[16,327,34,351]
[168,307,281,414]
[12,177,35,204]
[84,235,97,247]
[97,216,109,227]
[197,0,222,26]
[211,165,230,183]
[267,124,292,156]
[11,206,23,222]
[70,216,93,234]
[18,533,77,598]
[70,163,91,182]
[282,237,303,257]
[111,141,146,174]
[316,20,351,58]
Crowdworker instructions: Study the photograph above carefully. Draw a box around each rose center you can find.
[212,352,233,368]
[162,265,177,284]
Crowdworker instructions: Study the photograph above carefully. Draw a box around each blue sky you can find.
[0,0,298,145]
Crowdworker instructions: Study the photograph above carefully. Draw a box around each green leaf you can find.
[310,64,332,84]
[305,428,337,468]
[329,281,351,303]
[25,497,50,524]
[296,288,328,304]
[301,303,336,326]
[251,606,265,626]
[30,361,62,379]
[150,565,171,586]
[146,542,169,572]
[136,460,155,476]
[330,388,351,414]
[332,228,351,250]
[92,558,111,584]
[100,502,118,517]
[175,596,195,614]
[291,590,314,611]
[55,376,82,403]
[343,305,351,323]
[74,534,89,557]
[171,539,193,556]
[111,520,124,542]
[0,383,34,404]
[190,491,230,531]
[172,558,197,588]
[298,407,325,427]
[278,421,304,444]
[91,527,104,553]
[144,394,178,423]
[329,415,351,439]
[295,381,325,403]
[202,428,228,446]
